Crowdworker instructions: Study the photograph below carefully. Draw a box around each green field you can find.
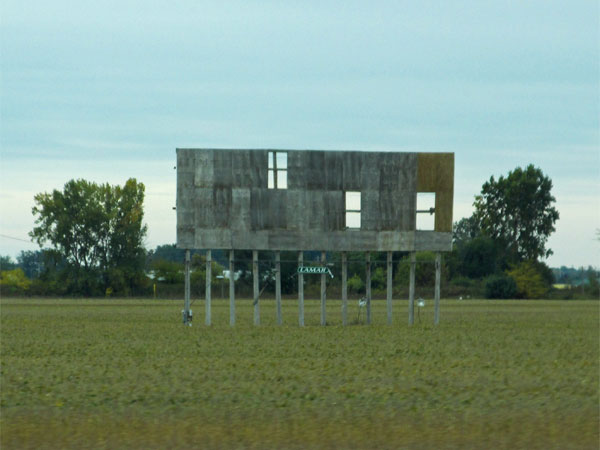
[1,298,598,449]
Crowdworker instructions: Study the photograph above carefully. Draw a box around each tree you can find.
[30,178,147,295]
[0,256,17,271]
[456,236,500,278]
[473,165,559,262]
[587,267,600,298]
[452,216,481,247]
[17,250,47,279]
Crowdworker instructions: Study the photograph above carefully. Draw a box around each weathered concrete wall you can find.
[176,149,454,251]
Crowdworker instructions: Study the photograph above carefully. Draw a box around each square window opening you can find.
[346,212,361,229]
[345,191,361,229]
[277,170,287,189]
[416,192,436,230]
[268,151,288,189]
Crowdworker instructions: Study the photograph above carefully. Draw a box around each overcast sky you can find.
[1,1,598,268]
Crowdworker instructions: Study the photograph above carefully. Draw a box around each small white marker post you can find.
[342,251,348,326]
[253,250,260,325]
[276,251,282,325]
[229,250,235,326]
[205,249,212,326]
[298,251,304,326]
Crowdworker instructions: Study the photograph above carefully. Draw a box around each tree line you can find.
[1,167,598,299]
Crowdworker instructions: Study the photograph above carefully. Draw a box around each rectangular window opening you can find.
[345,191,361,229]
[268,151,288,189]
[416,192,436,230]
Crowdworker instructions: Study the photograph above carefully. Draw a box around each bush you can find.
[450,276,477,288]
[347,274,364,294]
[395,252,447,287]
[484,275,517,299]
[0,269,32,295]
[151,259,184,284]
[371,267,386,290]
[507,261,550,299]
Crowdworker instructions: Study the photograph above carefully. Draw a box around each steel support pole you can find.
[184,249,191,326]
[408,251,416,325]
[298,251,304,326]
[366,252,372,325]
[386,251,393,325]
[341,251,348,326]
[205,249,212,326]
[276,251,282,325]
[253,250,259,325]
[434,252,441,325]
[320,251,326,326]
[229,250,235,326]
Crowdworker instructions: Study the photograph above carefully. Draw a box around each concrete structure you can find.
[176,149,454,326]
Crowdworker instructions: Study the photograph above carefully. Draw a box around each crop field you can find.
[1,298,598,449]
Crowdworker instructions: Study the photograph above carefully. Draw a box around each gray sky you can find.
[1,0,598,268]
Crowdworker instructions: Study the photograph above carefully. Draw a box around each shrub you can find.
[0,269,32,295]
[151,259,184,284]
[347,274,364,294]
[507,261,550,299]
[395,252,447,287]
[450,276,476,288]
[484,275,517,299]
[371,267,386,290]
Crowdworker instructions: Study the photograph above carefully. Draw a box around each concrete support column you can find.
[253,250,259,325]
[205,249,212,326]
[276,251,282,325]
[386,251,393,325]
[434,252,441,325]
[298,251,304,327]
[366,252,372,325]
[320,251,326,326]
[184,249,191,326]
[229,250,235,326]
[341,252,348,326]
[408,251,416,325]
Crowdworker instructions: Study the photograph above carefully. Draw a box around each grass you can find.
[1,298,598,449]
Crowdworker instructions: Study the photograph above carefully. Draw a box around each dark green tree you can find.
[17,250,47,279]
[473,165,559,262]
[452,216,481,247]
[456,236,500,278]
[0,255,17,271]
[30,178,147,295]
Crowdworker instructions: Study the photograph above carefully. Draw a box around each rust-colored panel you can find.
[417,153,454,191]
[417,153,454,232]
[435,190,454,232]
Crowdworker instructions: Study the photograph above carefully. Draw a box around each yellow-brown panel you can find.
[435,190,454,232]
[417,153,454,232]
